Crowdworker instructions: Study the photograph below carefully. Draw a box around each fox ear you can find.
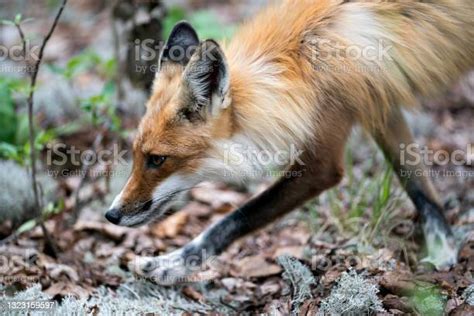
[159,21,199,69]
[180,40,231,121]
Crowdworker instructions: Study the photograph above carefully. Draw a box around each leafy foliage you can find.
[0,76,28,145]
[0,76,56,164]
[409,284,446,316]
[49,51,121,132]
[48,50,116,81]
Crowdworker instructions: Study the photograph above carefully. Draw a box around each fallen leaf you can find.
[191,185,247,213]
[298,299,318,316]
[151,211,189,238]
[45,281,92,299]
[272,246,305,259]
[382,294,414,314]
[259,280,281,297]
[450,304,474,316]
[181,201,213,218]
[182,286,203,301]
[73,220,131,241]
[231,256,282,278]
[45,263,79,282]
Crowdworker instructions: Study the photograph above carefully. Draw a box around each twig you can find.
[13,22,26,59]
[13,0,68,257]
[111,0,125,104]
[70,131,105,223]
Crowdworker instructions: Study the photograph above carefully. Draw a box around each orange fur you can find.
[116,0,473,221]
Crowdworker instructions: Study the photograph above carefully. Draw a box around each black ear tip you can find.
[174,20,193,28]
[201,40,225,60]
[161,20,200,67]
[169,20,199,40]
[203,39,220,48]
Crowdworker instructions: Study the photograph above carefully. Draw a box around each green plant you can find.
[0,76,56,165]
[305,143,404,252]
[81,82,121,132]
[48,50,121,132]
[372,164,394,224]
[409,283,446,316]
[48,50,116,81]
[0,128,56,165]
[0,76,28,144]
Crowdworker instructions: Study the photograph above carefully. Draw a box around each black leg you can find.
[371,107,457,267]
[130,151,345,284]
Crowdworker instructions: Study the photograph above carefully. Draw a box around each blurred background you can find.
[0,0,473,314]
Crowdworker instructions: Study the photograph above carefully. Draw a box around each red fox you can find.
[105,0,474,284]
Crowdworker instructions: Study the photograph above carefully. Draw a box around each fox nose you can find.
[105,208,122,224]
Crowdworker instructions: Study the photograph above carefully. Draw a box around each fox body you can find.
[106,0,474,283]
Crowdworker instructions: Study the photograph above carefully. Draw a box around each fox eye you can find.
[147,155,167,169]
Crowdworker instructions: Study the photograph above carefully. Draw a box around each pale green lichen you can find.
[277,255,316,313]
[463,284,474,306]
[1,278,236,315]
[319,270,384,315]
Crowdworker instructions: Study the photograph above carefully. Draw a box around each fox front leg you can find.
[130,151,345,285]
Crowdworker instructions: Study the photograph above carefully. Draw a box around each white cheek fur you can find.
[150,174,200,208]
[196,133,294,185]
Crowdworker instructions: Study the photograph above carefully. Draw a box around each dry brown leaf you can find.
[151,211,189,239]
[382,294,414,314]
[181,201,213,218]
[445,298,463,315]
[231,255,282,278]
[272,246,305,259]
[191,185,247,213]
[45,263,79,282]
[259,280,281,297]
[380,272,415,295]
[45,281,92,299]
[450,304,474,316]
[182,286,203,301]
[298,299,318,316]
[73,220,131,240]
[321,268,344,286]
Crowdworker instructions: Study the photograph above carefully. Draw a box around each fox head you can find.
[105,22,234,227]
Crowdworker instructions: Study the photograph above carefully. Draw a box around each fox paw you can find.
[129,251,193,285]
[420,252,457,270]
[422,233,458,270]
[128,248,217,285]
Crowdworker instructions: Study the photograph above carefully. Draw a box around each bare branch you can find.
[12,0,68,256]
[13,22,26,59]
